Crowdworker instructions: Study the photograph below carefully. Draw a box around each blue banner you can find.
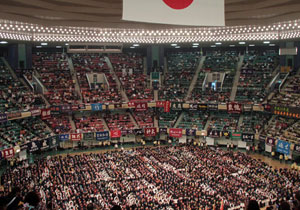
[59,134,70,142]
[0,113,7,123]
[186,129,196,136]
[96,131,109,141]
[91,103,102,111]
[276,140,291,155]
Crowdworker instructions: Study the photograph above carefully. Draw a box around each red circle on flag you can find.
[163,0,194,10]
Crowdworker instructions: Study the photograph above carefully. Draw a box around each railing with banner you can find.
[1,101,292,123]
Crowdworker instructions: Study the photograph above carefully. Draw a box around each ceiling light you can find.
[229,45,235,47]
[130,46,135,49]
[249,44,255,47]
[215,42,222,45]
[65,43,69,46]
[211,45,216,48]
[36,46,42,48]
[192,46,198,48]
[171,44,177,46]
[263,41,270,44]
[269,44,275,46]
[193,43,199,46]
[0,41,8,44]
[56,46,62,48]
[41,42,48,46]
[239,42,246,45]
[133,44,139,47]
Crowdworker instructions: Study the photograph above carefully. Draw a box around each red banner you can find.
[227,102,242,114]
[169,128,183,138]
[30,109,41,116]
[135,102,148,112]
[70,133,82,141]
[144,127,157,137]
[41,108,51,120]
[128,101,135,107]
[3,148,15,159]
[164,101,171,113]
[156,101,165,108]
[110,130,121,138]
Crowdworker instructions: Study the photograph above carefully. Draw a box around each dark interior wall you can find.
[8,44,18,69]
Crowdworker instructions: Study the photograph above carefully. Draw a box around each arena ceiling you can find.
[0,0,299,29]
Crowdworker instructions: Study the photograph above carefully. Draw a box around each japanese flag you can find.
[123,0,225,26]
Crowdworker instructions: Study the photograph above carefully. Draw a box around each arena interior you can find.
[0,0,300,209]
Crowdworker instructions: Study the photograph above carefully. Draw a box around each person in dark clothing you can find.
[5,187,22,210]
[246,200,260,210]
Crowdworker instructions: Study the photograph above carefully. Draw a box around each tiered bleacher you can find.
[160,51,200,101]
[43,114,72,134]
[32,52,80,104]
[132,109,154,128]
[261,116,296,139]
[236,50,279,103]
[71,54,122,104]
[0,61,45,112]
[281,120,300,144]
[73,113,105,133]
[240,113,272,133]
[177,111,209,130]
[270,73,300,107]
[190,51,238,102]
[208,113,239,133]
[104,111,136,130]
[109,53,153,102]
[159,110,179,128]
[0,117,52,149]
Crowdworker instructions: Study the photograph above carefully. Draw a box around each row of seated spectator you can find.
[0,117,52,149]
[0,61,45,112]
[43,114,72,134]
[208,113,239,133]
[103,111,136,130]
[177,111,209,130]
[131,109,154,128]
[73,113,106,133]
[240,113,272,133]
[236,50,278,103]
[160,51,200,101]
[270,73,300,107]
[2,146,300,210]
[158,110,179,128]
[32,52,80,105]
[261,116,296,139]
[109,53,153,102]
[71,54,122,104]
[280,120,300,144]
[190,51,238,103]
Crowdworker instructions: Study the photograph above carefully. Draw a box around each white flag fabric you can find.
[122,0,225,26]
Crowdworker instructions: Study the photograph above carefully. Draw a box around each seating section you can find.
[261,116,296,139]
[0,61,45,112]
[178,111,209,130]
[159,110,179,128]
[0,117,52,149]
[132,109,154,128]
[270,74,300,107]
[208,113,239,133]
[236,50,278,103]
[104,111,136,130]
[240,113,271,133]
[190,51,238,102]
[71,54,122,104]
[32,52,80,105]
[43,114,72,134]
[73,113,105,133]
[160,51,200,101]
[109,53,153,102]
[280,120,300,144]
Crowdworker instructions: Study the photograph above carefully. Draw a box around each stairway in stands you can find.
[105,56,129,102]
[67,56,83,103]
[174,112,184,128]
[230,55,244,101]
[185,56,206,101]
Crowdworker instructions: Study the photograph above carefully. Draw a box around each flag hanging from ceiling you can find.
[122,0,225,26]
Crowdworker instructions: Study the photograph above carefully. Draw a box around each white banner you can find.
[123,0,225,26]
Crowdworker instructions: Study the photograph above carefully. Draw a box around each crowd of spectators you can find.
[177,111,209,130]
[73,113,106,133]
[103,111,136,131]
[132,109,154,128]
[71,54,122,104]
[261,116,296,139]
[208,113,239,133]
[43,114,72,134]
[160,51,200,101]
[1,146,300,210]
[109,53,153,102]
[240,113,272,134]
[0,61,45,112]
[32,52,80,105]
